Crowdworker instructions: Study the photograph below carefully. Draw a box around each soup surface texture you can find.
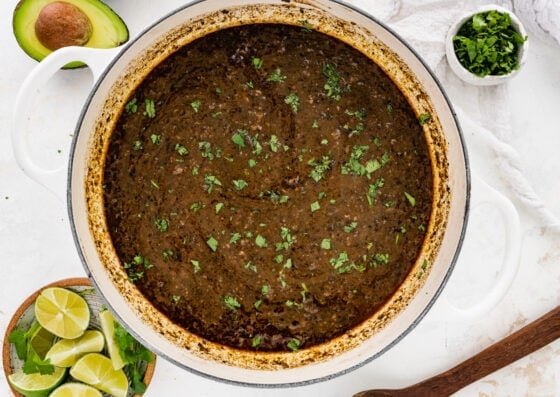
[103,24,433,352]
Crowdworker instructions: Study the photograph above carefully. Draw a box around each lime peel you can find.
[8,366,66,397]
[48,382,103,397]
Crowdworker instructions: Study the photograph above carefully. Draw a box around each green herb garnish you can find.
[113,320,154,394]
[366,178,385,206]
[252,335,262,347]
[199,141,221,159]
[124,254,153,283]
[255,235,268,248]
[322,63,345,100]
[251,57,263,70]
[245,261,257,273]
[203,174,222,194]
[370,253,389,267]
[150,134,161,145]
[206,236,219,252]
[308,155,332,182]
[386,103,393,116]
[191,100,201,112]
[267,67,286,83]
[175,143,188,156]
[233,179,248,191]
[345,108,366,120]
[162,249,174,260]
[287,338,301,351]
[343,221,358,233]
[310,201,320,212]
[154,217,169,232]
[418,113,431,125]
[230,232,242,244]
[299,19,312,32]
[453,10,527,77]
[125,97,138,114]
[330,251,365,274]
[404,191,416,206]
[232,130,247,148]
[143,99,155,118]
[284,93,300,113]
[223,295,241,311]
[268,135,280,152]
[190,260,201,273]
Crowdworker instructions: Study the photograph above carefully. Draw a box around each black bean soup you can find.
[103,24,433,352]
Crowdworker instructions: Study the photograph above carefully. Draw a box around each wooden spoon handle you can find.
[356,305,560,397]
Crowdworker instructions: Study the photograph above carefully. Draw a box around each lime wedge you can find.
[98,309,126,370]
[28,324,55,359]
[49,382,103,397]
[70,353,128,397]
[46,330,104,367]
[34,287,90,339]
[8,367,66,397]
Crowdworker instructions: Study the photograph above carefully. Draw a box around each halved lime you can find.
[8,367,66,397]
[46,330,105,367]
[49,382,103,397]
[28,323,55,359]
[34,287,90,339]
[70,353,128,397]
[98,310,126,370]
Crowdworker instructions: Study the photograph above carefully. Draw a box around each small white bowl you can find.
[445,4,529,86]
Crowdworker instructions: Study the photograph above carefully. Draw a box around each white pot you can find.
[12,0,520,387]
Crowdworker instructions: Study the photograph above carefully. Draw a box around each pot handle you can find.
[12,46,120,200]
[444,174,521,318]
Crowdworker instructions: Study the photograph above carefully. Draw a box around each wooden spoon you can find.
[354,305,560,397]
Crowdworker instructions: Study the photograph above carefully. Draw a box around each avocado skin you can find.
[13,0,129,69]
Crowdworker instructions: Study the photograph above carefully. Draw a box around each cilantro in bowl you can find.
[452,10,527,77]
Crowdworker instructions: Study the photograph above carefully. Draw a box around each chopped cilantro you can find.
[206,235,219,252]
[267,67,286,83]
[251,57,263,70]
[418,113,431,125]
[189,260,200,273]
[125,97,138,114]
[284,93,300,113]
[112,320,154,394]
[223,295,241,311]
[310,201,320,212]
[322,63,345,100]
[404,191,416,206]
[233,179,248,191]
[191,100,201,112]
[255,235,268,248]
[453,10,527,77]
[143,99,155,118]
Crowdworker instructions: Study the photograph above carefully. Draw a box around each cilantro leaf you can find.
[8,329,28,360]
[22,348,54,375]
[113,321,154,394]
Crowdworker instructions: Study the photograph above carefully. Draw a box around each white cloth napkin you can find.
[348,0,560,231]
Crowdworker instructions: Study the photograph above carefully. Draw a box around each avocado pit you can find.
[35,1,92,51]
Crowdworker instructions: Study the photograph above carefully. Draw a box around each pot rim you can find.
[67,0,470,387]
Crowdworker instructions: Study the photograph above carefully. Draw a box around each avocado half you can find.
[13,0,129,68]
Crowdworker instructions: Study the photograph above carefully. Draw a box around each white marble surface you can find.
[1,1,559,396]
